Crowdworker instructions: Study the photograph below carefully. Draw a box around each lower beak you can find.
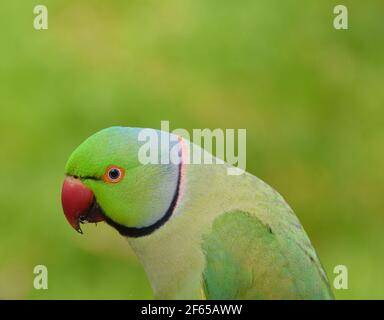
[61,177,105,233]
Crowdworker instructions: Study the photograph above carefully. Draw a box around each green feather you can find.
[202,211,334,299]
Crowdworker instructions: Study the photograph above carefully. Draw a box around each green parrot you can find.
[61,127,334,300]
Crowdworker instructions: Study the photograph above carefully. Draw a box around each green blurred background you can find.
[0,0,383,299]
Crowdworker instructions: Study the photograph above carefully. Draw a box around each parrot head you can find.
[61,127,181,237]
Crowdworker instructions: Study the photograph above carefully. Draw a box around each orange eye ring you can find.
[103,165,125,184]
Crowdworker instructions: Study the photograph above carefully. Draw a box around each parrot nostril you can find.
[74,175,79,179]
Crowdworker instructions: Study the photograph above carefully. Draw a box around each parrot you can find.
[61,126,334,300]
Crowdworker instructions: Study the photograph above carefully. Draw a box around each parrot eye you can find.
[103,165,125,183]
[109,169,120,180]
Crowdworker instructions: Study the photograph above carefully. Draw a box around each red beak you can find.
[61,177,104,233]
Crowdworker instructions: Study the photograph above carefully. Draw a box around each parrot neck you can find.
[127,161,247,299]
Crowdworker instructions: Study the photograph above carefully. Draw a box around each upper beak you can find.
[61,177,105,234]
